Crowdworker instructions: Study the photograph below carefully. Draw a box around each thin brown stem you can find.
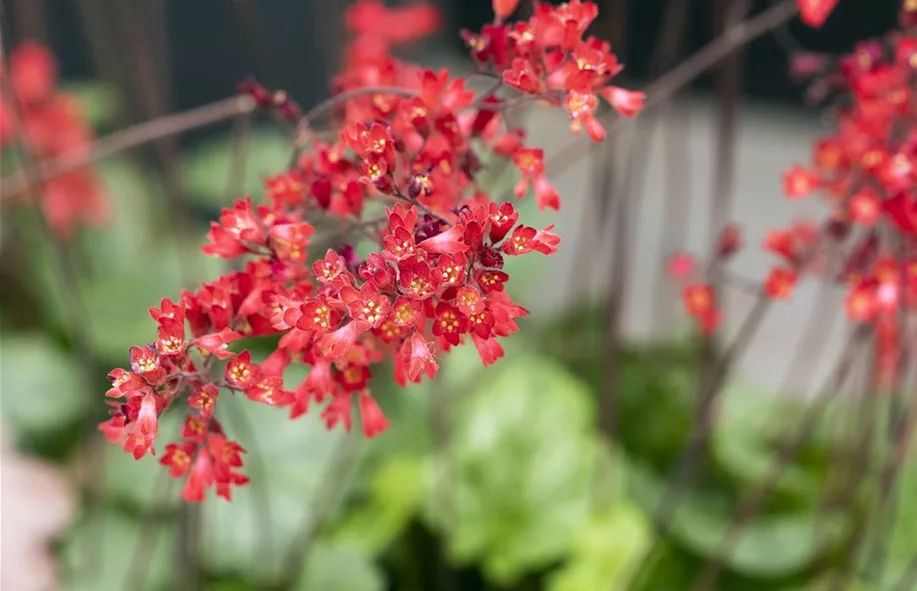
[0,95,257,200]
[174,503,202,591]
[689,326,872,591]
[702,0,749,390]
[546,0,800,174]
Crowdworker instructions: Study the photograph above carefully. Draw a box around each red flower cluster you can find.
[461,0,645,142]
[0,41,108,238]
[672,3,916,389]
[100,0,639,502]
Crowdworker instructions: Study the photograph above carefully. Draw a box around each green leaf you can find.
[426,355,597,585]
[880,455,917,589]
[628,463,850,579]
[182,127,291,207]
[60,511,173,591]
[61,81,121,128]
[0,333,91,435]
[713,386,822,503]
[546,503,652,591]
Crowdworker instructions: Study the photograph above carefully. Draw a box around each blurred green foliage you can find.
[0,83,913,591]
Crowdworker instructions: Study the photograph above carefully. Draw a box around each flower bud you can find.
[480,245,504,269]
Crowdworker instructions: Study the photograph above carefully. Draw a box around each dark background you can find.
[2,0,901,124]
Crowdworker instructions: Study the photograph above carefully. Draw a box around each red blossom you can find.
[783,165,822,198]
[764,267,799,300]
[599,86,646,118]
[193,327,242,360]
[358,391,389,438]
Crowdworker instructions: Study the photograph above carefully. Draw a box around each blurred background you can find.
[1,1,915,590]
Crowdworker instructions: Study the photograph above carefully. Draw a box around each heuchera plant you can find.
[98,0,646,503]
[671,2,917,390]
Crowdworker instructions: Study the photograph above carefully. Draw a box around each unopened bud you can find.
[480,245,504,269]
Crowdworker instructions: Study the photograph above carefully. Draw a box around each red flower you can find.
[797,0,839,28]
[472,334,505,366]
[503,58,543,94]
[682,284,720,335]
[123,395,158,460]
[845,281,877,322]
[764,267,799,300]
[418,225,469,254]
[432,302,468,346]
[782,165,822,199]
[400,332,439,382]
[493,0,520,22]
[161,442,196,478]
[502,225,537,255]
[476,270,510,294]
[129,345,166,385]
[666,253,696,280]
[181,415,208,442]
[182,451,216,503]
[189,385,219,419]
[849,188,881,226]
[245,376,292,407]
[193,327,242,360]
[358,391,389,438]
[319,321,367,359]
[105,368,146,398]
[534,225,561,255]
[321,391,353,432]
[599,86,646,118]
[341,283,391,328]
[270,222,315,263]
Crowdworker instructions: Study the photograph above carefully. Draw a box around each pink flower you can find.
[0,425,74,591]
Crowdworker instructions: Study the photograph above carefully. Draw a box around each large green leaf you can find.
[60,511,173,591]
[713,386,823,503]
[546,503,652,591]
[0,333,91,435]
[425,355,597,585]
[628,463,850,579]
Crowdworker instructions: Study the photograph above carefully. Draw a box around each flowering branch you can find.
[92,0,647,503]
[0,95,257,200]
